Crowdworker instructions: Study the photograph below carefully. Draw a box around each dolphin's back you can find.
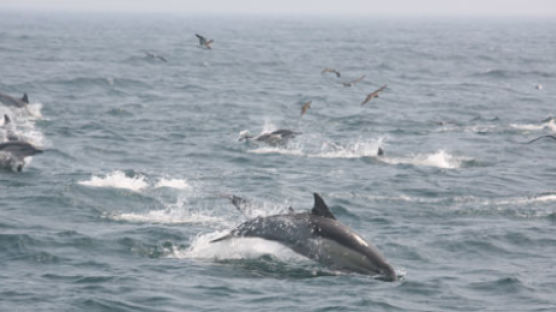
[0,93,26,108]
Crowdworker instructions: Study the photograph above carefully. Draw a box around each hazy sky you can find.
[1,0,555,16]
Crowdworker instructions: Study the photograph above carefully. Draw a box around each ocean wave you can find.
[107,209,221,224]
[380,150,470,169]
[154,178,191,190]
[248,138,384,159]
[510,119,556,132]
[310,139,383,159]
[78,171,192,192]
[248,146,304,156]
[78,170,149,192]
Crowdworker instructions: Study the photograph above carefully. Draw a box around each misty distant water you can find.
[1,12,555,311]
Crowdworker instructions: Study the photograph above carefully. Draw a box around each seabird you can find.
[195,34,214,49]
[342,75,366,87]
[525,135,556,144]
[301,100,312,116]
[361,85,387,106]
[144,51,168,62]
[321,68,341,78]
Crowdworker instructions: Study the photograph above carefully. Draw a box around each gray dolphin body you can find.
[213,193,397,281]
[0,92,29,108]
[239,129,301,146]
[0,141,43,172]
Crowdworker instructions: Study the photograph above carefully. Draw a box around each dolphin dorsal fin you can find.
[21,93,29,103]
[4,114,10,124]
[311,193,336,219]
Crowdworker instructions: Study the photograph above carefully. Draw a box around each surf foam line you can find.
[78,170,190,192]
[379,150,470,169]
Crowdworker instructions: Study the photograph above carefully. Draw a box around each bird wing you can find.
[361,94,373,105]
[351,75,365,84]
[525,135,556,144]
[195,34,206,45]
[301,101,312,115]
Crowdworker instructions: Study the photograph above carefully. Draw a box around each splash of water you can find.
[78,170,149,192]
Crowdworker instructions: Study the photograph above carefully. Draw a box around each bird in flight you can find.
[321,68,341,78]
[361,85,387,105]
[301,100,312,116]
[525,135,556,144]
[342,75,365,87]
[144,51,167,62]
[195,34,214,49]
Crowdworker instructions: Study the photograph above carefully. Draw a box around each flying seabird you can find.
[195,34,214,49]
[144,51,168,62]
[342,75,366,87]
[361,85,387,106]
[525,135,556,144]
[301,101,312,116]
[321,68,341,78]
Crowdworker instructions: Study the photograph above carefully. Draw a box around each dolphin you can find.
[0,92,29,108]
[238,129,301,146]
[0,141,43,172]
[212,193,397,281]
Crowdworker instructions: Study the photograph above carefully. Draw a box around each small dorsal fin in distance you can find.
[311,193,336,219]
[4,114,10,124]
[21,93,29,104]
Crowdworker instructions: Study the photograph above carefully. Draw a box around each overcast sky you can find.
[1,0,555,16]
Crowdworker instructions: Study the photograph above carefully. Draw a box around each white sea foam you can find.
[25,103,43,120]
[248,146,304,156]
[510,119,556,132]
[495,194,556,206]
[109,208,222,224]
[154,178,191,190]
[310,139,383,159]
[380,150,468,169]
[78,170,149,192]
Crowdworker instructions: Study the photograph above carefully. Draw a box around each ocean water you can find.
[1,11,556,311]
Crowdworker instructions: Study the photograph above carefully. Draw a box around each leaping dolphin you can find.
[0,141,43,172]
[212,193,397,281]
[238,129,301,146]
[0,92,29,108]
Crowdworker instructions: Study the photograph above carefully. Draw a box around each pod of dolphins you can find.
[0,33,550,281]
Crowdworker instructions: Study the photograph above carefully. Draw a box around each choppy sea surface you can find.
[1,12,555,311]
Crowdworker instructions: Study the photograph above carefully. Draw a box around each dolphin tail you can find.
[21,93,29,104]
